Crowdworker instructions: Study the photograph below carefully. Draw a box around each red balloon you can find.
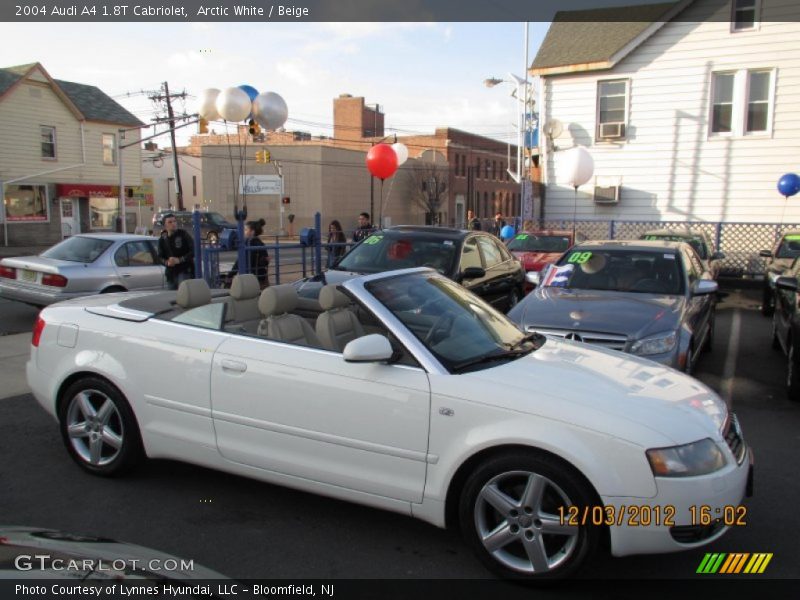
[366,144,398,180]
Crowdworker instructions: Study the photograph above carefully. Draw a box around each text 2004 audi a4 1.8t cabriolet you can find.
[27,269,752,581]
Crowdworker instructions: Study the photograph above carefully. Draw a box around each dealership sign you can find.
[239,175,281,195]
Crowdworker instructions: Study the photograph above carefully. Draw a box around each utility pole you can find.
[150,82,187,210]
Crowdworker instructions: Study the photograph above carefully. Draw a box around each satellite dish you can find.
[543,119,563,140]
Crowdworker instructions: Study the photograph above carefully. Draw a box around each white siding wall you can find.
[542,0,800,223]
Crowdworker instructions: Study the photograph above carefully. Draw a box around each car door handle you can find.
[221,359,247,373]
[121,273,133,278]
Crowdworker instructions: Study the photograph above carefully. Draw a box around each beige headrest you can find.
[177,279,211,309]
[319,284,351,311]
[230,274,261,300]
[258,284,298,317]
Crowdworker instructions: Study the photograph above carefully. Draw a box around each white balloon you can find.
[391,142,409,166]
[558,146,594,188]
[197,88,220,121]
[215,86,252,122]
[252,92,288,131]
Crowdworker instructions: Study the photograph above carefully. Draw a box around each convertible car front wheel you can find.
[459,451,599,581]
[58,377,143,476]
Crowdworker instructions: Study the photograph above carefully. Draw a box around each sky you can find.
[0,21,551,146]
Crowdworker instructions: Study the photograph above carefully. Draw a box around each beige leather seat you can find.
[315,284,365,352]
[257,284,321,347]
[225,274,262,329]
[177,279,211,309]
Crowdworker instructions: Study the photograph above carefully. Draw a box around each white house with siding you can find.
[0,63,143,246]
[531,0,800,226]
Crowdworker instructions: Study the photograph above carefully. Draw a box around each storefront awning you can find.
[56,184,119,197]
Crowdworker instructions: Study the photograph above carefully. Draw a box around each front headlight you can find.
[630,331,677,356]
[646,438,727,477]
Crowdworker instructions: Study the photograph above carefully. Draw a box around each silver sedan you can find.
[0,234,166,307]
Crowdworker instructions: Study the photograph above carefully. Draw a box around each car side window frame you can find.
[125,240,158,267]
[459,236,484,272]
[476,236,503,270]
[681,248,699,284]
[113,244,129,267]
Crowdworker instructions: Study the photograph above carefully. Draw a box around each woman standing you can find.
[231,218,269,287]
[326,220,347,268]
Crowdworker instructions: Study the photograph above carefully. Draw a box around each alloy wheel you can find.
[65,389,124,467]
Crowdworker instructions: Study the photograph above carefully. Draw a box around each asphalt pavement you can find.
[1,284,797,588]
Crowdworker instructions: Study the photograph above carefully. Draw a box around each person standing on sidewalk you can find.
[466,209,481,231]
[157,213,194,290]
[230,219,270,287]
[352,212,373,243]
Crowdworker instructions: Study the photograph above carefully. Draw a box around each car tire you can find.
[459,451,599,581]
[208,231,219,245]
[58,377,144,477]
[761,285,775,317]
[787,339,800,403]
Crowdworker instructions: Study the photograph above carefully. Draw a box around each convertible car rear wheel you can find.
[459,452,598,581]
[58,378,143,476]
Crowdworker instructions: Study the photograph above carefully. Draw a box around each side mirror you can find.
[691,280,719,296]
[461,266,486,280]
[525,271,540,286]
[776,276,799,292]
[759,250,773,258]
[710,251,726,260]
[343,334,394,363]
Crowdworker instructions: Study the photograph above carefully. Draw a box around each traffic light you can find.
[281,196,290,205]
[248,119,261,136]
[255,149,271,164]
[199,118,209,134]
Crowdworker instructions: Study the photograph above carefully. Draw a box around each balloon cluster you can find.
[366,142,409,180]
[198,85,288,131]
[777,173,800,199]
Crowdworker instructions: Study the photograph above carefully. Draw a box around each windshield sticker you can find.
[443,240,453,246]
[664,254,676,259]
[363,235,383,245]
[515,234,529,240]
[567,251,593,264]
[785,234,800,241]
[543,263,574,287]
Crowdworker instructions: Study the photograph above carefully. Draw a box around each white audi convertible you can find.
[27,268,752,581]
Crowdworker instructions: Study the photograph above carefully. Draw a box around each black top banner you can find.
[4,0,796,23]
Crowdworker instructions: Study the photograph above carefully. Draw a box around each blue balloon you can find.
[500,224,515,240]
[238,85,259,120]
[777,173,800,198]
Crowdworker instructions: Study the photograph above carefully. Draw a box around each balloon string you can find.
[380,172,397,226]
[240,121,248,214]
[225,121,238,213]
[780,197,788,228]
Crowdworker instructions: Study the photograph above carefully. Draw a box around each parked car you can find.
[639,228,725,279]
[29,270,751,581]
[772,263,800,401]
[294,225,526,313]
[152,209,239,248]
[506,229,583,292]
[0,234,165,307]
[507,240,718,374]
[760,229,800,316]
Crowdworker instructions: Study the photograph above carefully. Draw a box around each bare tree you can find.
[407,161,450,225]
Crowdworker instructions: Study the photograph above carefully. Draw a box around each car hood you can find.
[434,337,726,447]
[511,251,562,271]
[0,255,88,274]
[509,287,684,340]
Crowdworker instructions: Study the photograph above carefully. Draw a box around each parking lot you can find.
[1,282,798,583]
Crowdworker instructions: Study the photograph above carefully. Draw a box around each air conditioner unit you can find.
[599,122,626,139]
[594,185,620,204]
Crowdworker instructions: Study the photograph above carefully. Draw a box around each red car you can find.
[507,230,583,292]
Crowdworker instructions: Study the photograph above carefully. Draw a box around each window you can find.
[460,238,483,270]
[484,160,490,179]
[4,184,48,222]
[483,192,488,217]
[192,175,197,196]
[115,241,156,267]
[102,133,116,165]
[710,69,774,136]
[492,161,497,180]
[731,0,759,31]
[461,155,466,177]
[90,197,118,229]
[596,79,629,139]
[476,158,481,179]
[711,72,735,133]
[477,237,503,268]
[40,126,56,159]
[42,236,113,263]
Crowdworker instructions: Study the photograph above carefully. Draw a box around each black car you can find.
[294,226,525,312]
[760,230,800,316]
[152,210,239,247]
[773,261,800,400]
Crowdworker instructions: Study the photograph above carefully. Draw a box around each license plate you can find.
[20,269,37,282]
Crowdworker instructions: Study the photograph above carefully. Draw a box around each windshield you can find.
[366,272,541,373]
[641,234,708,259]
[40,236,113,263]
[507,233,571,253]
[206,212,229,226]
[776,235,800,259]
[542,248,685,295]
[335,234,457,275]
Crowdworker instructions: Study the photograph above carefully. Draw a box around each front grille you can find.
[529,327,628,351]
[722,413,747,465]
[670,520,725,544]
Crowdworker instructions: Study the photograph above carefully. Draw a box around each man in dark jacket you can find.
[352,212,373,243]
[157,213,194,290]
[466,209,481,231]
